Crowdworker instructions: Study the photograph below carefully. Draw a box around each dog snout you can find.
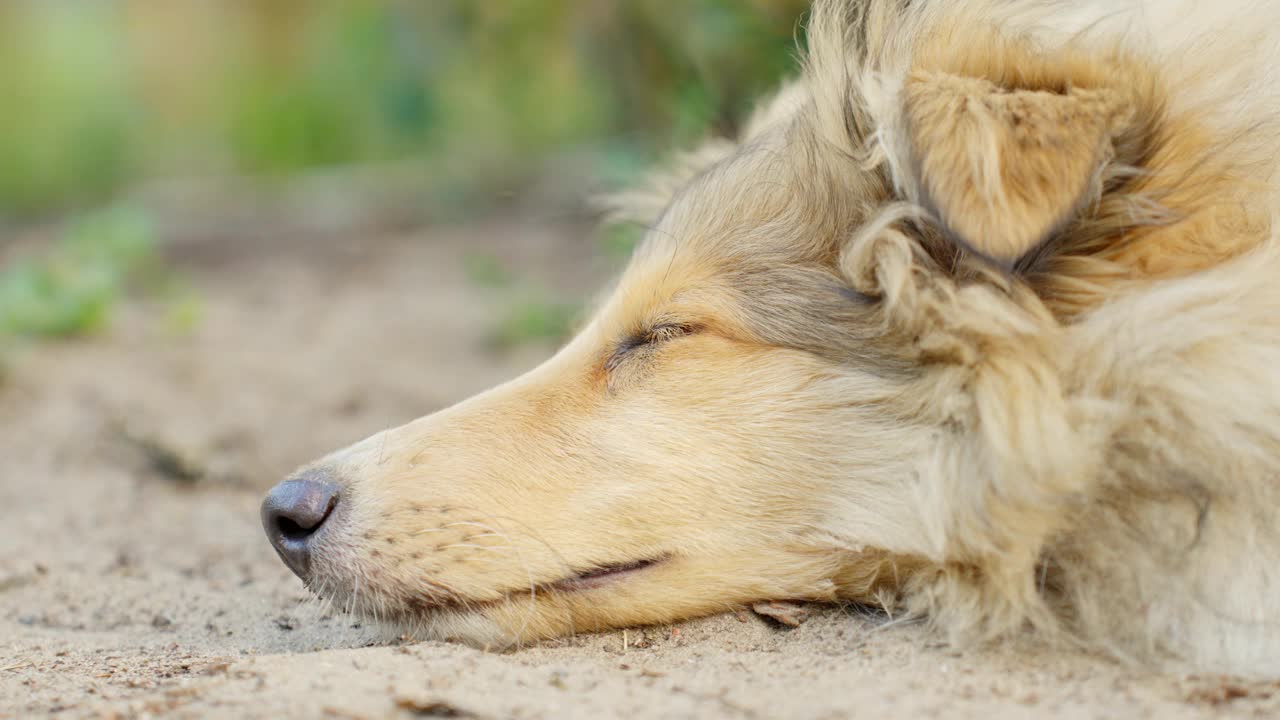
[261,473,341,579]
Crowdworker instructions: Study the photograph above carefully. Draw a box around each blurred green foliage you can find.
[495,294,584,349]
[0,1,807,351]
[464,251,584,347]
[462,251,517,290]
[0,207,157,338]
[0,0,807,217]
[0,5,139,214]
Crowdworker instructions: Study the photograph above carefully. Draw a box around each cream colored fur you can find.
[277,0,1280,675]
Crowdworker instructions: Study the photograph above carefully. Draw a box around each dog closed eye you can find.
[605,323,698,372]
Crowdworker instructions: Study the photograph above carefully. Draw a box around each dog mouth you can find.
[310,555,670,621]
[549,556,667,592]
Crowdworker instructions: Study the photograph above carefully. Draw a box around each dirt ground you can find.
[2,216,1278,719]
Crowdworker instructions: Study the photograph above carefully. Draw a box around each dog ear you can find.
[902,71,1131,268]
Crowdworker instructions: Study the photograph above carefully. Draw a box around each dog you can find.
[261,0,1280,674]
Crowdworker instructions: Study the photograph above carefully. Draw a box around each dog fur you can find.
[272,0,1280,674]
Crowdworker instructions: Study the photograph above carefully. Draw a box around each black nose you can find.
[261,475,340,579]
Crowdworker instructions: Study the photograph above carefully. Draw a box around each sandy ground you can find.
[2,217,1278,719]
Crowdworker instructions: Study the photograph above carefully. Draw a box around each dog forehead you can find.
[639,145,855,268]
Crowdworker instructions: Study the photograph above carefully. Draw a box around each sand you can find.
[2,217,1277,719]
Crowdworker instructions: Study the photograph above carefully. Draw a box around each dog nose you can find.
[261,475,340,579]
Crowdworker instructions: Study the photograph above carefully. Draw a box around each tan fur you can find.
[903,71,1131,264]
[272,0,1280,674]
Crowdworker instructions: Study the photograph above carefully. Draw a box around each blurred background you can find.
[0,0,807,359]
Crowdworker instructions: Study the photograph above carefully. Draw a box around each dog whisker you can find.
[436,543,510,552]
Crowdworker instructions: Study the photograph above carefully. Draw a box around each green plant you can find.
[0,206,158,339]
[462,252,516,289]
[462,252,581,347]
[494,294,583,349]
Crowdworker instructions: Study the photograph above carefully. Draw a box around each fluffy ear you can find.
[903,71,1131,267]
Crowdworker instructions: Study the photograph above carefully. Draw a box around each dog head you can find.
[261,0,1267,646]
